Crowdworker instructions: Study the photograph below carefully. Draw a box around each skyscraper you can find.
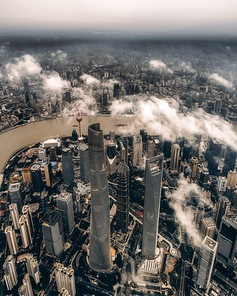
[62,148,74,185]
[142,155,164,259]
[8,182,22,211]
[30,164,44,192]
[57,192,75,234]
[80,144,90,183]
[18,273,34,296]
[190,156,198,179]
[106,141,117,175]
[42,210,64,257]
[196,236,218,291]
[88,123,112,272]
[22,167,32,185]
[55,263,76,296]
[19,215,32,248]
[5,226,18,255]
[3,255,18,291]
[215,196,230,229]
[170,143,180,173]
[9,203,20,230]
[116,160,130,233]
[227,170,237,189]
[201,218,216,239]
[132,134,143,167]
[22,205,34,235]
[25,253,41,284]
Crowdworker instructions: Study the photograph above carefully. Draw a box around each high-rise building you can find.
[196,236,218,291]
[214,98,222,115]
[25,253,41,284]
[9,203,20,230]
[18,273,34,296]
[147,139,155,159]
[22,167,32,185]
[30,164,44,192]
[19,215,32,248]
[142,155,164,259]
[5,226,18,255]
[215,196,230,229]
[182,144,192,161]
[106,141,117,175]
[3,255,18,291]
[44,161,52,187]
[80,144,90,183]
[116,160,130,233]
[88,123,112,272]
[22,205,34,234]
[170,143,180,173]
[201,218,216,239]
[132,134,143,167]
[62,148,74,185]
[42,210,64,257]
[217,176,228,193]
[163,140,171,159]
[195,202,205,230]
[190,156,198,179]
[217,216,237,266]
[55,263,76,296]
[57,192,75,234]
[227,170,237,189]
[8,182,22,211]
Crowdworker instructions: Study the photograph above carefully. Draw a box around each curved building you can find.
[88,123,112,272]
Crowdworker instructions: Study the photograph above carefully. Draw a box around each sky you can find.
[0,0,237,37]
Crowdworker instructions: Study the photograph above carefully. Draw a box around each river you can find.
[0,115,136,172]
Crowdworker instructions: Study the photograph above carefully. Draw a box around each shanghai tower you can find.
[88,123,112,272]
[142,154,164,259]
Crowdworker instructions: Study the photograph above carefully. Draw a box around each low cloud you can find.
[209,73,233,89]
[176,62,196,74]
[149,59,173,74]
[43,72,70,93]
[80,73,100,86]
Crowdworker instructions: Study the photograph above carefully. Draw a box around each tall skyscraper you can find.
[19,215,32,248]
[8,182,22,211]
[57,192,75,234]
[147,139,155,159]
[142,155,164,259]
[80,144,90,183]
[22,167,32,185]
[227,170,237,189]
[3,255,18,291]
[197,236,218,291]
[88,123,112,272]
[170,143,180,173]
[106,141,117,175]
[217,176,228,193]
[62,148,74,185]
[55,263,76,296]
[201,218,216,239]
[42,210,64,257]
[5,226,18,255]
[217,216,237,266]
[195,202,205,229]
[9,203,20,230]
[215,196,230,229]
[25,253,41,284]
[190,156,198,179]
[132,134,143,167]
[116,160,130,233]
[18,273,34,296]
[22,205,34,234]
[44,161,52,187]
[30,164,44,192]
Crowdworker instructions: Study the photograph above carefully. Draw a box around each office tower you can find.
[9,203,20,229]
[42,210,64,257]
[201,218,216,239]
[44,161,52,187]
[217,216,237,266]
[132,134,143,167]
[22,205,34,234]
[25,253,40,284]
[22,167,32,185]
[88,123,112,272]
[215,196,230,229]
[196,236,218,291]
[170,143,180,173]
[113,83,120,98]
[217,176,227,193]
[55,263,76,296]
[116,160,130,233]
[3,255,18,291]
[57,192,75,234]
[118,139,127,164]
[190,156,198,179]
[62,148,74,185]
[24,81,30,103]
[142,155,164,259]
[147,139,155,158]
[5,226,18,255]
[8,182,22,211]
[227,170,237,189]
[18,273,33,296]
[106,141,117,175]
[30,164,44,192]
[214,98,222,114]
[19,215,32,248]
[163,140,171,158]
[71,129,78,141]
[182,144,192,161]
[38,149,47,161]
[199,167,209,188]
[195,202,205,229]
[223,147,237,176]
[80,145,90,183]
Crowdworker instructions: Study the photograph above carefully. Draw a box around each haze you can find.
[1,0,237,37]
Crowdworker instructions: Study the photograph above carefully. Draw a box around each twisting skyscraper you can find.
[116,160,130,233]
[142,155,164,259]
[88,123,112,272]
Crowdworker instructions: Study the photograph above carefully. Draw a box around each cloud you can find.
[43,72,70,93]
[209,73,233,89]
[149,59,173,74]
[80,73,100,86]
[101,79,119,89]
[168,178,212,246]
[5,54,42,82]
[176,62,196,74]
[109,96,237,151]
[50,50,68,64]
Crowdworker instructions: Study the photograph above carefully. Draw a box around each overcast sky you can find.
[1,0,237,37]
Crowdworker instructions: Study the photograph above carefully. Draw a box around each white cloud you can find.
[149,59,173,74]
[209,73,233,89]
[43,72,70,93]
[80,73,100,86]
